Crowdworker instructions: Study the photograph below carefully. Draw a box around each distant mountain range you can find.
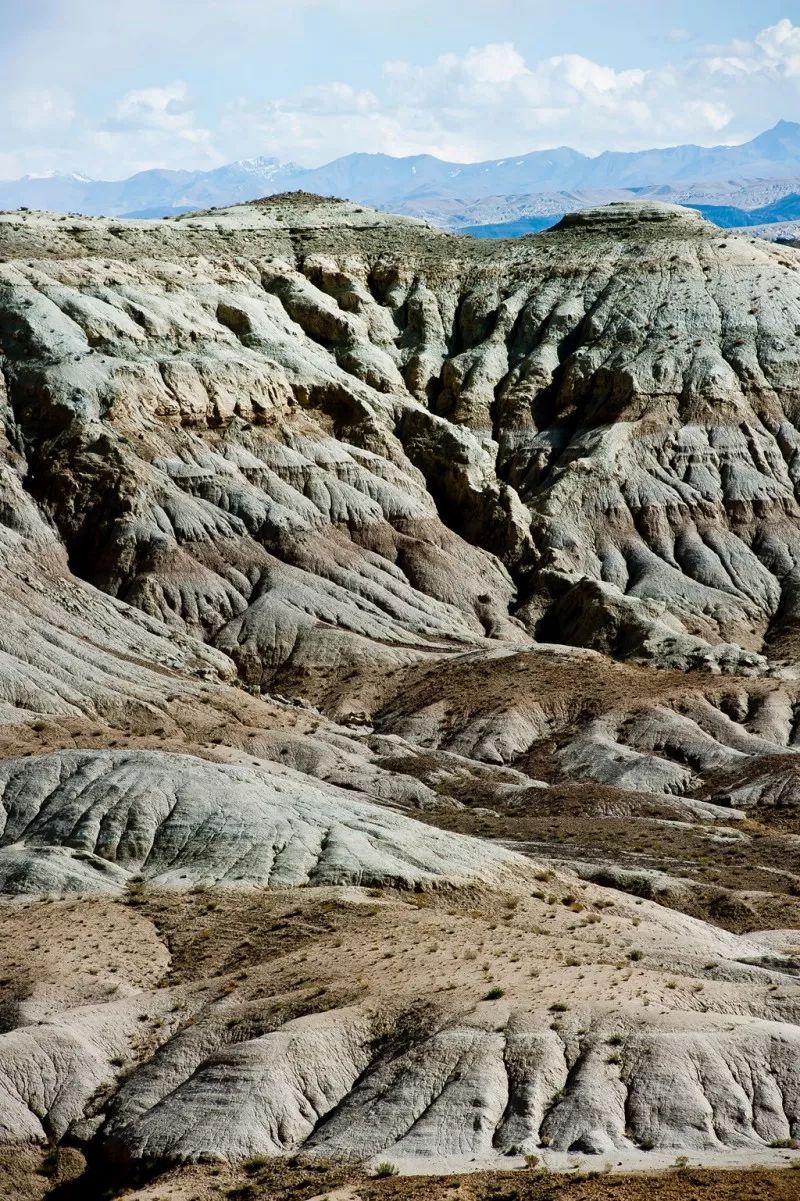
[0,158,297,221]
[460,191,800,240]
[2,120,800,237]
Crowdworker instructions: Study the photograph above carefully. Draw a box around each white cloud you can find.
[0,152,24,181]
[0,87,76,177]
[216,22,800,166]
[756,17,800,74]
[1,87,75,133]
[87,82,218,176]
[113,83,194,131]
[221,84,404,163]
[224,38,748,163]
[3,18,800,176]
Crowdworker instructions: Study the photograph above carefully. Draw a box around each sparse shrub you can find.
[243,1155,272,1173]
[374,1161,398,1178]
[36,1149,59,1178]
[124,878,146,906]
[484,986,505,1000]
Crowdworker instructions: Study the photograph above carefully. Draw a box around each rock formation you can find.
[3,195,800,1191]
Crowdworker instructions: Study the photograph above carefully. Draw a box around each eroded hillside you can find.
[3,196,800,1195]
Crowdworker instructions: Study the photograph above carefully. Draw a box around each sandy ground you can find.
[6,1150,799,1201]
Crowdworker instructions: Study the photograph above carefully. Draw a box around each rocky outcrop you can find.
[4,197,800,676]
[3,197,800,1182]
[0,749,525,893]
[102,1006,800,1164]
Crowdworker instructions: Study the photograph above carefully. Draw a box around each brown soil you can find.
[9,1150,800,1201]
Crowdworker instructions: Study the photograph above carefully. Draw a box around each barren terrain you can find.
[3,195,800,1196]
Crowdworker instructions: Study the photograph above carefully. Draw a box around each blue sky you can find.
[0,1,798,178]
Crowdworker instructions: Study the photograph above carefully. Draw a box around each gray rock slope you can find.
[2,874,798,1167]
[3,196,800,1178]
[102,1009,800,1164]
[0,749,523,893]
[4,196,800,676]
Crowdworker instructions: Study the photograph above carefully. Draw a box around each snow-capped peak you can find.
[231,157,299,179]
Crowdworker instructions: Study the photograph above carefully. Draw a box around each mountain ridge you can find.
[3,121,800,232]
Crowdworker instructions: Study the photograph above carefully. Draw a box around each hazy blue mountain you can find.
[296,124,800,201]
[0,158,298,218]
[292,147,592,204]
[460,193,800,239]
[556,121,800,189]
[120,206,197,219]
[1,122,799,226]
[458,215,562,239]
[687,193,800,229]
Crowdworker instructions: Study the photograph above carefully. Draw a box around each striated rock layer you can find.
[3,196,800,1185]
[4,196,800,672]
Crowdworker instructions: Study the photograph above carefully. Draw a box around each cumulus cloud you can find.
[112,83,195,132]
[221,84,405,163]
[88,82,217,176]
[212,21,800,166]
[3,17,800,176]
[706,18,800,79]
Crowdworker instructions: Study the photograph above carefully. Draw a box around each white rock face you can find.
[3,197,800,1181]
[98,1004,800,1165]
[4,197,800,675]
[0,749,524,892]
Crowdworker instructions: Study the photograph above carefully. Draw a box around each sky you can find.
[0,1,799,180]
